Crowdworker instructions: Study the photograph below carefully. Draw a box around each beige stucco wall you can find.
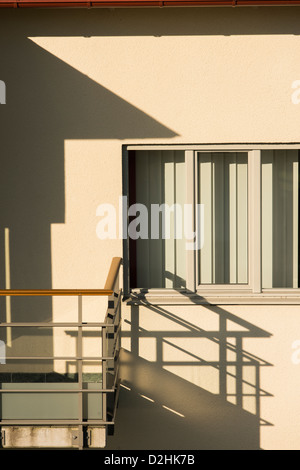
[0,6,300,449]
[23,7,300,144]
[114,302,300,451]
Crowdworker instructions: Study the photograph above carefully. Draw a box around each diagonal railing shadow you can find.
[108,292,273,449]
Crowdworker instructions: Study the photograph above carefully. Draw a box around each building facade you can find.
[0,3,300,450]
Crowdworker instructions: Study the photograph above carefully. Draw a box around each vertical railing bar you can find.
[114,275,119,377]
[102,281,111,427]
[113,275,121,431]
[116,298,120,358]
[102,326,107,424]
[78,295,84,449]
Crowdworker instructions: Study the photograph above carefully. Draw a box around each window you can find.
[126,146,300,295]
[129,150,186,289]
[261,150,299,289]
[197,152,248,286]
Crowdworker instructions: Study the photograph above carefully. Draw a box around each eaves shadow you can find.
[2,7,300,37]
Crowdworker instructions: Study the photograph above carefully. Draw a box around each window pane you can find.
[262,150,299,288]
[134,150,186,288]
[198,152,248,285]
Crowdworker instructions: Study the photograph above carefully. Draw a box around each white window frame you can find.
[126,143,300,301]
[187,149,253,293]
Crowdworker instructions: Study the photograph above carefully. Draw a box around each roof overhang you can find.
[1,0,300,8]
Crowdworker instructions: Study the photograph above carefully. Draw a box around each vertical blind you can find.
[135,150,186,288]
[262,150,299,288]
[198,152,248,285]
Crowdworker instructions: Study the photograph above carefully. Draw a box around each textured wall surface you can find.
[0,6,300,450]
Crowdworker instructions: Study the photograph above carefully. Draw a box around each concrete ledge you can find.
[88,427,107,448]
[1,426,106,449]
[2,426,78,448]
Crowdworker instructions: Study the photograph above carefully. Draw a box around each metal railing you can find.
[0,257,122,449]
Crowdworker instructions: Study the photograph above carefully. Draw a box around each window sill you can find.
[128,289,300,305]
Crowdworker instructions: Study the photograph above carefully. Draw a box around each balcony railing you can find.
[0,257,122,449]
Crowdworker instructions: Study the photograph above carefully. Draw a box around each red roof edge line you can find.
[0,0,300,6]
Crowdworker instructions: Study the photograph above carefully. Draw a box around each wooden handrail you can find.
[0,257,122,296]
[0,289,113,296]
[104,257,122,292]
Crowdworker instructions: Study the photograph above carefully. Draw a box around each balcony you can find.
[0,257,122,449]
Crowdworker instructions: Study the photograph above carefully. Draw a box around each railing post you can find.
[114,273,120,377]
[102,324,107,424]
[78,295,84,449]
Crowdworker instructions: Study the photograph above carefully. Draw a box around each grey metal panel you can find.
[1,383,79,420]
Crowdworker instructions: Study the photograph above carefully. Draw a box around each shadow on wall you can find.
[0,27,177,370]
[107,298,273,450]
[2,7,300,38]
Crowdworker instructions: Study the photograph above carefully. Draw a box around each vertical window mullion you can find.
[194,150,199,287]
[250,150,262,293]
[186,150,196,292]
[292,151,298,289]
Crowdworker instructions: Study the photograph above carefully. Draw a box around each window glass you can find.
[198,152,248,285]
[134,150,186,288]
[262,150,299,288]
